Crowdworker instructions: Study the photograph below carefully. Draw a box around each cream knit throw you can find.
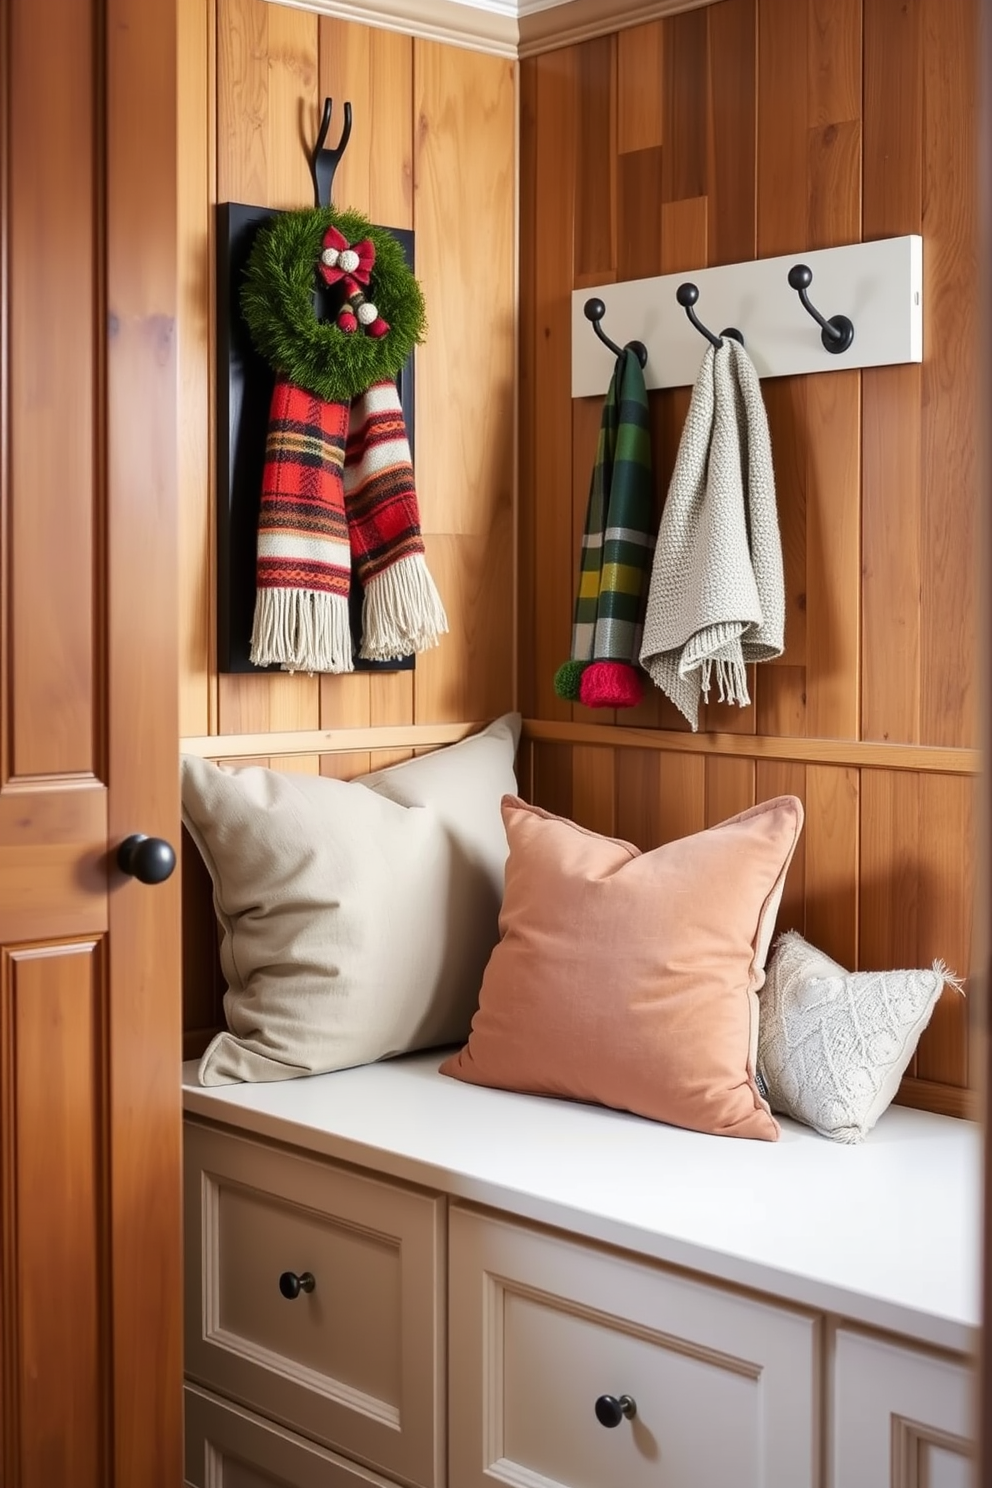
[639,337,784,730]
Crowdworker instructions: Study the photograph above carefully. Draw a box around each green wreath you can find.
[240,205,427,404]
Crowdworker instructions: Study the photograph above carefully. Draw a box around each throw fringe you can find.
[359,552,449,661]
[932,960,965,994]
[250,587,354,675]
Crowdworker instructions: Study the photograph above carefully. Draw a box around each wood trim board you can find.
[522,719,981,777]
[180,721,481,758]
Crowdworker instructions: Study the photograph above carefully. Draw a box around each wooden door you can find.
[0,0,182,1484]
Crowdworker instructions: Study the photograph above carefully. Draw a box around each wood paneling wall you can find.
[178,0,516,1046]
[178,0,516,749]
[518,0,980,1116]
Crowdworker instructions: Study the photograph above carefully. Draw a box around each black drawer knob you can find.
[278,1270,316,1300]
[117,834,176,884]
[595,1394,637,1428]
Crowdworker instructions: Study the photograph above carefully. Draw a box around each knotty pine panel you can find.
[617,23,663,155]
[802,763,859,968]
[804,371,861,739]
[919,0,979,750]
[528,46,579,722]
[808,0,862,127]
[757,0,808,259]
[661,7,708,204]
[706,0,756,269]
[755,760,807,936]
[318,20,414,228]
[413,532,514,724]
[862,364,923,742]
[863,0,923,243]
[572,744,617,838]
[3,942,105,1488]
[216,0,321,736]
[518,0,979,1107]
[413,41,515,541]
[574,37,616,286]
[860,770,976,1087]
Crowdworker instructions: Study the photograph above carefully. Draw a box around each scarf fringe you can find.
[697,655,751,708]
[250,587,354,675]
[359,553,449,662]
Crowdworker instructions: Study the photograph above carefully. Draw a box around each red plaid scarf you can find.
[250,376,447,672]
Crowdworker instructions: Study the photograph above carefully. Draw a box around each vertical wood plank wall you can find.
[518,0,980,1116]
[178,0,516,749]
[178,0,516,1044]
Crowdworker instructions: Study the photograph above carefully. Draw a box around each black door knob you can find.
[594,1394,637,1428]
[278,1270,315,1300]
[117,834,176,885]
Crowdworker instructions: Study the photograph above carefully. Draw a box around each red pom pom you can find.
[366,316,390,339]
[579,661,643,709]
[337,310,358,334]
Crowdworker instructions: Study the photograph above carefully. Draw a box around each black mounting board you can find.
[215,201,416,674]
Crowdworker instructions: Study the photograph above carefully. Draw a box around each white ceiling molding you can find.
[276,0,713,58]
[276,0,519,57]
[518,0,715,56]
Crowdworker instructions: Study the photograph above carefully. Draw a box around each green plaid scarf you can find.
[555,347,655,708]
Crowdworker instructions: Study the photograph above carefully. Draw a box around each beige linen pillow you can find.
[757,930,958,1143]
[183,713,521,1085]
[441,793,805,1140]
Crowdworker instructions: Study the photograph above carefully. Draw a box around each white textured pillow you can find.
[757,930,958,1143]
[183,713,521,1086]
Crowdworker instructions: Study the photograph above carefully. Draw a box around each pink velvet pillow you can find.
[440,794,805,1140]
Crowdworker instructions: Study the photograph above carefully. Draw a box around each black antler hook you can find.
[787,265,854,354]
[675,284,743,350]
[582,299,648,368]
[310,97,353,209]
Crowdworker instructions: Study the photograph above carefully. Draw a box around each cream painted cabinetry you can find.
[183,1122,445,1488]
[182,1055,979,1488]
[448,1206,819,1488]
[831,1329,973,1488]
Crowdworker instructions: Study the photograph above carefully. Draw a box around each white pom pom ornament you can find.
[339,249,360,273]
[357,301,379,327]
[321,247,340,268]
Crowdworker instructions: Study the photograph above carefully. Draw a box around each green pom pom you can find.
[240,206,427,403]
[554,660,586,701]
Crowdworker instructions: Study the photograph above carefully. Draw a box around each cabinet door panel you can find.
[185,1124,444,1488]
[831,1328,973,1488]
[449,1205,819,1488]
[184,1384,396,1488]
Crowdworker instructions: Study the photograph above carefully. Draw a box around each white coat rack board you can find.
[571,234,922,396]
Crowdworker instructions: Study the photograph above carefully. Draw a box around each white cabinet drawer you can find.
[449,1205,819,1488]
[184,1383,399,1488]
[184,1122,444,1488]
[831,1328,974,1488]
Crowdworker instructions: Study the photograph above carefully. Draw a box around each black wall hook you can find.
[676,284,743,349]
[787,264,854,353]
[583,299,648,368]
[310,96,353,208]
